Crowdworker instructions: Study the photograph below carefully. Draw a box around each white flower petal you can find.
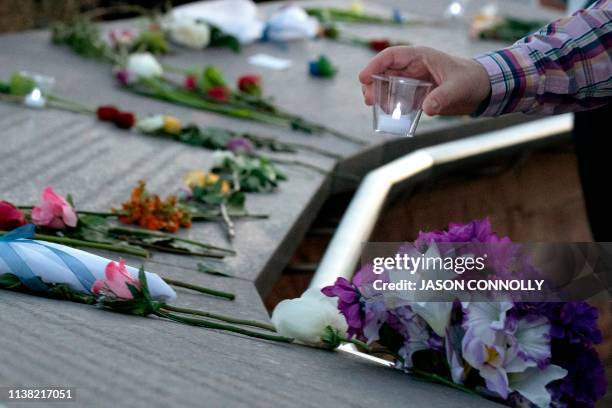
[463,301,512,344]
[271,288,347,346]
[410,302,453,337]
[126,52,163,78]
[509,365,567,408]
[512,316,551,366]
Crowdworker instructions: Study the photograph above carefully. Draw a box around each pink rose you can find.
[92,259,140,299]
[31,186,77,229]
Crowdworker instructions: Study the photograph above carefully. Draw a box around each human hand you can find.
[359,46,492,116]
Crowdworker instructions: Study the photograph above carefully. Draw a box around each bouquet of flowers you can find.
[300,219,607,407]
[0,225,288,342]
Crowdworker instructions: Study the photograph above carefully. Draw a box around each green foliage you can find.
[214,154,286,193]
[8,72,36,96]
[201,66,227,91]
[209,26,241,52]
[95,266,162,316]
[51,17,109,59]
[132,30,168,54]
[477,17,546,42]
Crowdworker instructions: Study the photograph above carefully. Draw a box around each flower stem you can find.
[0,230,149,257]
[156,310,293,343]
[161,277,235,300]
[108,226,235,255]
[161,304,276,331]
[219,203,235,240]
[408,368,479,396]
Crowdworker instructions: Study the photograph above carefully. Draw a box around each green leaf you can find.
[9,72,36,96]
[202,66,227,91]
[208,26,241,52]
[132,30,168,54]
[66,193,75,208]
[197,263,234,278]
[0,273,22,289]
[78,214,108,228]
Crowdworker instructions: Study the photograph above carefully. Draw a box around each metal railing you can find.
[310,114,574,289]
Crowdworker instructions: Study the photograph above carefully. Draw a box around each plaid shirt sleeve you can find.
[474,0,612,116]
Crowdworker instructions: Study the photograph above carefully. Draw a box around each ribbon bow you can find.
[0,224,96,293]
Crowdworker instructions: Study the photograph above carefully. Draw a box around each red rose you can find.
[184,75,198,91]
[0,200,27,231]
[237,75,261,95]
[206,86,231,103]
[96,105,120,122]
[369,39,391,52]
[114,111,136,129]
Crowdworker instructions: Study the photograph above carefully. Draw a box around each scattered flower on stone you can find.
[91,259,139,299]
[114,111,136,129]
[184,75,198,91]
[109,29,136,48]
[207,85,231,103]
[272,288,348,347]
[126,52,163,79]
[167,20,211,49]
[116,180,191,232]
[136,114,165,133]
[31,186,77,230]
[96,105,120,122]
[237,75,262,96]
[369,38,391,52]
[225,137,254,154]
[0,200,27,231]
[162,116,182,134]
[183,171,230,195]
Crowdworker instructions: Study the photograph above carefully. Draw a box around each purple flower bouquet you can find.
[322,219,607,407]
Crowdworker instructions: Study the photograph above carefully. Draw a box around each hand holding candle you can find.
[371,75,431,137]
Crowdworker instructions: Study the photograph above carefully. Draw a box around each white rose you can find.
[136,115,165,133]
[126,52,163,79]
[271,288,348,347]
[169,20,211,49]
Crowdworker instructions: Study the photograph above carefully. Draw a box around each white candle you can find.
[375,103,412,135]
[24,88,46,109]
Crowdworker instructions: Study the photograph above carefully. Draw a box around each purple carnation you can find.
[548,343,607,407]
[225,137,254,154]
[321,277,363,338]
[547,302,602,347]
[512,302,603,347]
[415,218,503,247]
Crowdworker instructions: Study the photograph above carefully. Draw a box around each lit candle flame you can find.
[31,88,42,101]
[391,102,402,120]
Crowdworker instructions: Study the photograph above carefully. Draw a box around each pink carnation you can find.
[31,186,77,229]
[91,259,140,299]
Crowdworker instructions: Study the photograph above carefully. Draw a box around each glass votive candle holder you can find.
[372,75,432,137]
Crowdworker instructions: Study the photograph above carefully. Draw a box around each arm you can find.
[475,0,612,116]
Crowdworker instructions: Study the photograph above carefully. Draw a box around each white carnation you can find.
[169,20,211,49]
[126,52,163,78]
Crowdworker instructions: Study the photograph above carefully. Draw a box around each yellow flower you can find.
[350,1,364,14]
[163,115,182,134]
[183,170,231,194]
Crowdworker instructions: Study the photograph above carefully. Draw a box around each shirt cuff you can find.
[473,45,542,117]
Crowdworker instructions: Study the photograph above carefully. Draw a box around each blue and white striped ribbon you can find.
[0,224,97,293]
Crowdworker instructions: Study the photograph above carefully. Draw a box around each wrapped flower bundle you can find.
[1,224,290,342]
[322,219,608,407]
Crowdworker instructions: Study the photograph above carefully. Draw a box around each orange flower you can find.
[115,180,192,232]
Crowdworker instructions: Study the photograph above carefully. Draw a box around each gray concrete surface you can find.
[0,0,562,406]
